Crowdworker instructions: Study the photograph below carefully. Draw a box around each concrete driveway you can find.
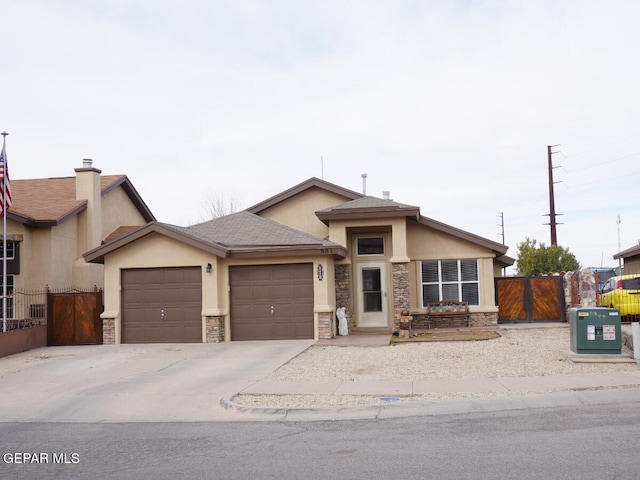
[0,341,313,423]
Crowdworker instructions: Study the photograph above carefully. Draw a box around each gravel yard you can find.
[233,327,640,408]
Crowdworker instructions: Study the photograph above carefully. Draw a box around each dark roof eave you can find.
[227,245,348,259]
[83,222,229,264]
[613,244,640,260]
[496,255,516,267]
[7,203,88,227]
[316,208,420,225]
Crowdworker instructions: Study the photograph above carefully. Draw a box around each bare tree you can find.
[195,190,243,223]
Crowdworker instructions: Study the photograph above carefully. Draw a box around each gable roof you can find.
[8,175,155,226]
[84,211,348,264]
[252,176,513,264]
[247,177,362,214]
[84,221,228,264]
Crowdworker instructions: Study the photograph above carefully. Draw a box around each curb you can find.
[220,386,640,421]
[220,394,385,419]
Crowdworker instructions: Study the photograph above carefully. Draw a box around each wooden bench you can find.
[426,300,470,329]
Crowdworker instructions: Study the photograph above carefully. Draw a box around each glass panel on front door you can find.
[362,268,382,312]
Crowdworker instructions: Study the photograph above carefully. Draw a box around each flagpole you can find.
[1,131,7,333]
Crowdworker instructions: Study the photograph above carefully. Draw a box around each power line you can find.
[562,131,640,159]
[560,150,640,173]
[560,169,640,190]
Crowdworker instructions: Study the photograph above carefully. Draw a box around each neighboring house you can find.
[84,177,514,344]
[5,159,155,295]
[614,243,640,275]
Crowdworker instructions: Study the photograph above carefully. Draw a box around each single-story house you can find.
[84,177,514,344]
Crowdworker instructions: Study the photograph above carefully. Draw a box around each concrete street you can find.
[0,330,639,422]
[1,401,639,480]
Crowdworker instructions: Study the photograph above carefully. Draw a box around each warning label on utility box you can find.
[587,325,595,340]
[603,325,616,341]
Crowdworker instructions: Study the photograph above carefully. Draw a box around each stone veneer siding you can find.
[411,311,498,329]
[102,318,115,345]
[317,312,333,339]
[392,263,410,330]
[206,316,225,343]
[334,264,354,331]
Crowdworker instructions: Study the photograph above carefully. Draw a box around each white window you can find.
[421,259,479,306]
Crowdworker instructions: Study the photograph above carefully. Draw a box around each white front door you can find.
[356,262,388,327]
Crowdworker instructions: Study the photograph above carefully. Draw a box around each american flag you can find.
[0,140,11,216]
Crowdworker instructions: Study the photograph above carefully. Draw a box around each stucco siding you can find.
[407,221,491,259]
[256,188,352,238]
[103,233,215,318]
[101,232,337,342]
[406,221,498,312]
[51,218,80,287]
[101,187,147,240]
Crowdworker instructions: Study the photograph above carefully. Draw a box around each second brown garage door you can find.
[230,263,314,340]
[121,267,202,343]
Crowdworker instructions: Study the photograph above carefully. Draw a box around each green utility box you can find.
[569,307,621,354]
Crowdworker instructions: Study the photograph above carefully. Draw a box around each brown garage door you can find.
[121,267,202,343]
[230,263,314,340]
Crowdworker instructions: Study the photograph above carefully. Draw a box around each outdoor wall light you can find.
[317,264,324,281]
[206,263,212,273]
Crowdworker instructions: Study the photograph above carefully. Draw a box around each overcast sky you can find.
[3,0,639,272]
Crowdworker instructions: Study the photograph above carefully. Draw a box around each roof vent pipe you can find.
[361,173,367,195]
[383,191,390,200]
[82,158,93,168]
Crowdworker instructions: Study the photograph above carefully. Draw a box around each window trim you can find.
[356,237,385,257]
[420,259,480,307]
[0,274,15,319]
[0,241,15,260]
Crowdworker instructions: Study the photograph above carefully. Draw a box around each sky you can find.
[2,0,639,273]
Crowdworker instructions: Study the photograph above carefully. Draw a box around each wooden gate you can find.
[495,276,565,323]
[47,289,103,346]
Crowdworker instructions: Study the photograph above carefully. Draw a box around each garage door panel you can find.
[141,269,164,284]
[230,263,314,341]
[294,322,313,338]
[273,285,293,297]
[122,267,202,343]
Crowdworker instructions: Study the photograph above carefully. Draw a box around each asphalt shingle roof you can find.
[10,175,125,223]
[186,211,338,248]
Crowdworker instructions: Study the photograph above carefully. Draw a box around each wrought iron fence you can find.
[1,288,48,331]
[1,286,103,333]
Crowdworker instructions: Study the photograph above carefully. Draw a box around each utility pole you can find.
[544,145,562,246]
[497,211,505,245]
[617,215,622,274]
